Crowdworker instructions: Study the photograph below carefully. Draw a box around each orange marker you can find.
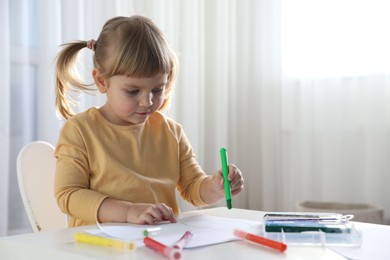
[233,229,287,252]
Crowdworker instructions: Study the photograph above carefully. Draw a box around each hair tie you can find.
[86,39,96,51]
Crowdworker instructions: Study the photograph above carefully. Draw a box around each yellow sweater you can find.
[54,108,209,227]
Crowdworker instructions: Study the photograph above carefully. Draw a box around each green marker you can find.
[220,147,232,209]
[143,227,161,237]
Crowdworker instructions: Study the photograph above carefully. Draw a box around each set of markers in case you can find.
[262,212,362,247]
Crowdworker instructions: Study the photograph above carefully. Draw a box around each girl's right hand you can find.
[126,202,177,225]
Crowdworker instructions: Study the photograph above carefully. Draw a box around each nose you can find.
[139,92,153,107]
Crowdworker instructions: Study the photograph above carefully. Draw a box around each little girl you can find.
[54,15,244,227]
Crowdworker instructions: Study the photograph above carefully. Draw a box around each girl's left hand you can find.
[212,164,244,196]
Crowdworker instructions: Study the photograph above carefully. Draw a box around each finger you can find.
[227,164,239,181]
[231,184,244,196]
[144,205,164,222]
[156,203,177,223]
[231,177,244,196]
[164,206,177,223]
[140,212,157,225]
[231,170,243,186]
[165,207,177,223]
[228,166,244,194]
[232,178,244,191]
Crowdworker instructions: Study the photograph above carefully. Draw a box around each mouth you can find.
[136,111,151,117]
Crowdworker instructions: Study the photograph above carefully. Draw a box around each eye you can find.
[152,87,164,94]
[125,89,139,96]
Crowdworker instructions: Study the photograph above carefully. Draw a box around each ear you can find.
[93,69,108,93]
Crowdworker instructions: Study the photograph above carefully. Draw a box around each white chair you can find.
[17,141,67,232]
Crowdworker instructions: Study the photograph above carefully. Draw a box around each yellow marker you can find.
[74,232,136,251]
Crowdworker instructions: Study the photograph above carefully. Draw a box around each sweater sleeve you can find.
[176,126,210,207]
[54,119,107,224]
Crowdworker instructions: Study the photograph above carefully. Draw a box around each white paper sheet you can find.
[86,215,261,248]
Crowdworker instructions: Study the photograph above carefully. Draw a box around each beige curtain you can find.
[0,0,11,236]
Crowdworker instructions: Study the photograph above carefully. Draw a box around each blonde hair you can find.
[55,16,178,119]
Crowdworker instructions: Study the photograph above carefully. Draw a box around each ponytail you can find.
[55,41,94,119]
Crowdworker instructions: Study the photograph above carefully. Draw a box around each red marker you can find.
[173,231,193,250]
[143,236,181,260]
[234,229,287,252]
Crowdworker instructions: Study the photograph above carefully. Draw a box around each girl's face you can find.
[98,74,168,126]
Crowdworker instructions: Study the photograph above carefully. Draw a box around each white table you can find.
[0,207,387,260]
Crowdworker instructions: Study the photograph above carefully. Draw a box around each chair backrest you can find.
[16,141,67,232]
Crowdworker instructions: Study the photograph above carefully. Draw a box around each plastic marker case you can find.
[262,212,362,247]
